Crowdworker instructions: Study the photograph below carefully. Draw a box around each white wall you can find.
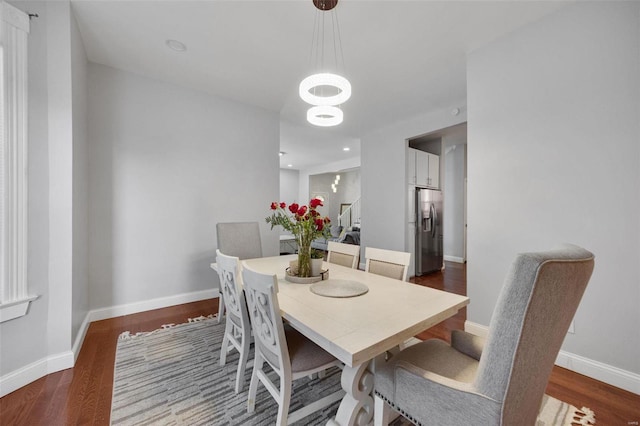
[361,106,466,255]
[87,64,280,310]
[70,5,89,348]
[1,0,51,378]
[467,0,640,384]
[279,168,300,205]
[442,129,466,261]
[1,1,80,389]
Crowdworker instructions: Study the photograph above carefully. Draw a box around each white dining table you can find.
[229,254,469,426]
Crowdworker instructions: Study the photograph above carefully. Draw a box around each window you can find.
[0,1,35,322]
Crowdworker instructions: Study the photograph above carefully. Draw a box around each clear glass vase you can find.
[296,234,312,277]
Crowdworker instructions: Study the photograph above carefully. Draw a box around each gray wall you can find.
[1,0,53,377]
[279,168,300,205]
[467,1,639,377]
[443,139,466,261]
[87,64,280,310]
[1,0,88,381]
[70,6,90,348]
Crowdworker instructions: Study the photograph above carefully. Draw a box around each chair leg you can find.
[374,395,391,426]
[247,353,262,413]
[276,377,292,426]
[234,330,250,394]
[217,294,225,323]
[220,321,232,366]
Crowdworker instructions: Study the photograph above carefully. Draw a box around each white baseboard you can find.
[72,313,92,362]
[464,321,640,395]
[464,320,490,338]
[1,288,219,398]
[444,255,465,263]
[88,289,218,322]
[0,350,74,398]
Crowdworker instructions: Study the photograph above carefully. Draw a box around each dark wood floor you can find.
[1,261,638,425]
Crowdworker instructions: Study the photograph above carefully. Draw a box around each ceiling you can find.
[70,0,569,170]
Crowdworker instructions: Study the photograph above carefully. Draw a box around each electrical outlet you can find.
[567,320,575,334]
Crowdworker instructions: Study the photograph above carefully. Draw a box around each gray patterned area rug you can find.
[110,316,595,426]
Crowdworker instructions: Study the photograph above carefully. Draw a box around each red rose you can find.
[270,202,277,210]
[310,198,323,208]
[280,202,286,209]
[297,206,307,216]
[324,217,331,224]
[315,218,324,231]
[289,203,299,214]
[310,210,319,217]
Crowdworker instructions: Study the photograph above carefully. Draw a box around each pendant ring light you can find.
[299,73,351,106]
[299,0,350,127]
[307,105,344,127]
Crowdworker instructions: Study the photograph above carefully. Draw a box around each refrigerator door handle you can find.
[431,202,437,238]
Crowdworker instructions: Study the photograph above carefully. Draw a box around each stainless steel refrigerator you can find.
[416,188,443,275]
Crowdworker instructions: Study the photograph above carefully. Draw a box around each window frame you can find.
[0,1,36,323]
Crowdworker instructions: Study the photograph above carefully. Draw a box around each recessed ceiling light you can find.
[166,39,187,52]
[287,164,293,168]
[279,151,286,157]
[343,147,350,151]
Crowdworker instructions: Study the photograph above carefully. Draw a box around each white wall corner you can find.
[464,320,640,395]
[72,312,92,362]
[0,350,74,398]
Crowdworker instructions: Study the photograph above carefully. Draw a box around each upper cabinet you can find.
[407,148,417,185]
[409,148,439,189]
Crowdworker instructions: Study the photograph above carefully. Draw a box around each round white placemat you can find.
[310,279,369,298]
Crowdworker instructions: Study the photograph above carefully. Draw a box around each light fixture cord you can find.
[334,9,346,75]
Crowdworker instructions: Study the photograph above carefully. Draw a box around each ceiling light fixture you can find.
[299,0,350,127]
[343,147,350,151]
[165,39,187,52]
[307,105,343,127]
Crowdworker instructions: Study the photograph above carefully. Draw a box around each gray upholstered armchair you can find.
[374,244,595,426]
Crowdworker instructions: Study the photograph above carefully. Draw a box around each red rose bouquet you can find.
[266,198,331,277]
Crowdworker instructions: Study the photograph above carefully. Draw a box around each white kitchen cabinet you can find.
[409,148,439,188]
[428,152,440,189]
[407,148,417,185]
[408,184,416,222]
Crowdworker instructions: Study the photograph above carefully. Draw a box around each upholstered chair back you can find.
[475,244,594,424]
[327,241,360,269]
[216,222,263,260]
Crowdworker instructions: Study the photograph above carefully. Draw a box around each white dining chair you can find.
[215,222,263,323]
[242,263,344,426]
[364,247,411,282]
[327,241,361,269]
[216,250,252,394]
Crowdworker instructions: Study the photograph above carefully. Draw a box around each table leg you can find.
[327,360,375,426]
